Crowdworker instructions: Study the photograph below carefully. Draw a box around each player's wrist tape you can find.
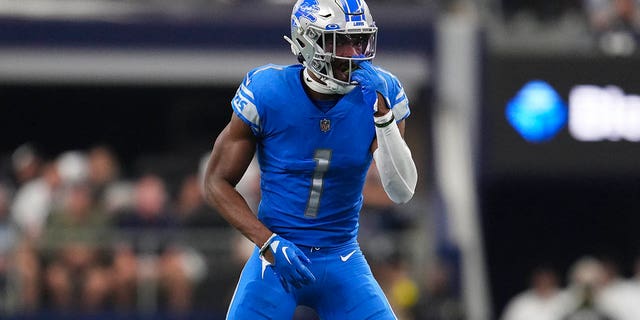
[374,111,395,128]
[259,233,277,257]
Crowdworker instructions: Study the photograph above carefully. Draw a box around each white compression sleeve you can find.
[373,111,418,204]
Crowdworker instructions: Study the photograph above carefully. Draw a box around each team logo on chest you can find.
[320,118,331,132]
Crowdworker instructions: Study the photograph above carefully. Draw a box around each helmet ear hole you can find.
[297,53,304,63]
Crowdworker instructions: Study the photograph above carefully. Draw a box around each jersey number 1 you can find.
[305,149,332,218]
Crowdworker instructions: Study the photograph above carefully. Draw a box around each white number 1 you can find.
[305,149,332,218]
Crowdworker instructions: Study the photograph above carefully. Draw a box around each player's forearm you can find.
[373,112,417,204]
[204,177,273,249]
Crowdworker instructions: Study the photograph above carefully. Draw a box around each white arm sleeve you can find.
[373,111,418,204]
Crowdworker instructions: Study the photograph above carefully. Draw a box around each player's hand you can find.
[351,59,389,113]
[263,235,316,292]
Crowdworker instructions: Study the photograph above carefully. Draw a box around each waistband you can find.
[296,239,359,255]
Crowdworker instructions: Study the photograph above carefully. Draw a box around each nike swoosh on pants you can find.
[340,249,357,262]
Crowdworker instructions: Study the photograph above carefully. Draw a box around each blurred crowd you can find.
[583,0,640,54]
[0,143,462,320]
[500,0,640,55]
[502,256,640,320]
[0,143,231,316]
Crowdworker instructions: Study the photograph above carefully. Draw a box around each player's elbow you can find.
[202,174,217,206]
[384,181,415,204]
[202,170,225,208]
[390,190,414,204]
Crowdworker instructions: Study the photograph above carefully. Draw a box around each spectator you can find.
[584,0,640,31]
[583,0,640,54]
[175,174,226,228]
[41,183,112,312]
[174,173,222,301]
[10,161,63,311]
[87,145,122,210]
[10,143,42,187]
[11,161,62,240]
[112,174,192,313]
[595,258,640,320]
[56,151,89,187]
[563,256,613,320]
[501,266,572,320]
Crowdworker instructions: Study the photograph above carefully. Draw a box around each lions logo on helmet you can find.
[285,0,377,94]
[294,0,320,23]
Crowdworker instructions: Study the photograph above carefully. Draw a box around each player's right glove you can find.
[260,234,316,292]
[351,59,390,113]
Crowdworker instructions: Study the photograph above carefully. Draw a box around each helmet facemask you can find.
[309,28,377,86]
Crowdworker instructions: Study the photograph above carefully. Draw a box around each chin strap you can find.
[286,34,356,95]
[304,68,355,95]
[303,68,336,94]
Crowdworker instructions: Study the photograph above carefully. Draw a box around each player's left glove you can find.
[260,234,316,292]
[351,59,390,113]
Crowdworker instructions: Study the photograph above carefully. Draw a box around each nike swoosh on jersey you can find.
[340,249,357,262]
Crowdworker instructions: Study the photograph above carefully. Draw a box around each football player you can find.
[203,0,417,318]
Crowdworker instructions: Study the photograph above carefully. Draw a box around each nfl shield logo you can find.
[320,118,331,132]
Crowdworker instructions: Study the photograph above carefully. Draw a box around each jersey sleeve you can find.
[375,66,411,122]
[390,82,410,122]
[231,68,263,137]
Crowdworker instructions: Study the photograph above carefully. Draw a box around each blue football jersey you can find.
[231,64,410,247]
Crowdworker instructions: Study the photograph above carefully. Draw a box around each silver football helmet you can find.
[285,0,377,93]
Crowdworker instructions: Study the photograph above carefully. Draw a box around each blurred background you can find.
[1,0,640,319]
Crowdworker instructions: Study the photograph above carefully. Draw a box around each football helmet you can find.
[285,0,378,94]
